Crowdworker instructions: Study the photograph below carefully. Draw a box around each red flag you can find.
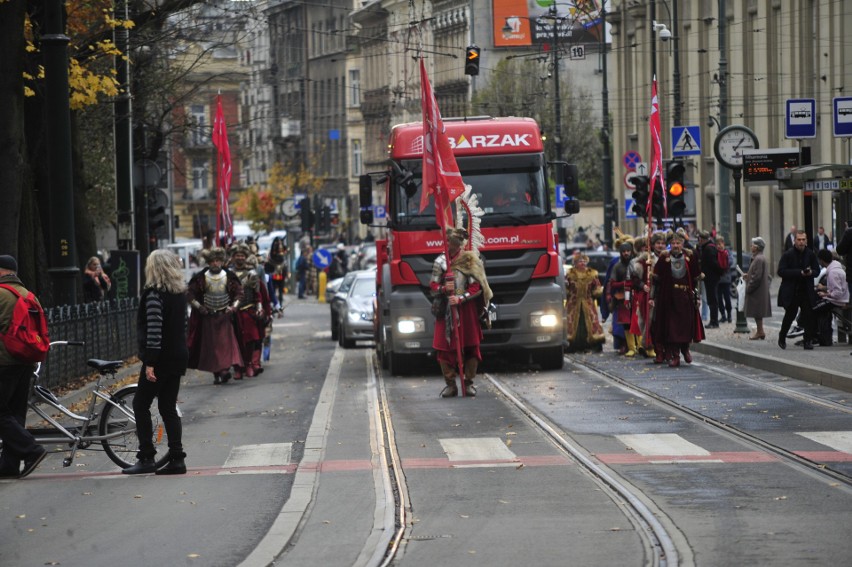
[212,95,233,241]
[648,76,666,220]
[419,59,465,229]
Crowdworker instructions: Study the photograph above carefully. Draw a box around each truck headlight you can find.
[530,311,559,328]
[397,316,425,334]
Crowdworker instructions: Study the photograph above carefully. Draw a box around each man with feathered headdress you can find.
[187,247,244,384]
[430,227,492,397]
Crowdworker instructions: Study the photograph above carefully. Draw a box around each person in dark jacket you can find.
[123,249,190,475]
[776,230,820,350]
[697,230,723,328]
[0,255,48,479]
[835,221,852,287]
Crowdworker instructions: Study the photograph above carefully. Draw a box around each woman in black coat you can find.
[123,249,190,475]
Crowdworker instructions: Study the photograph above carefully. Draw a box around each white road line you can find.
[616,434,711,457]
[222,443,292,468]
[440,438,517,461]
[796,431,852,453]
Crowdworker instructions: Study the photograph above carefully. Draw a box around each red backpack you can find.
[0,284,50,363]
[716,247,730,271]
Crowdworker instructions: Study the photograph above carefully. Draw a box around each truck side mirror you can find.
[564,199,580,216]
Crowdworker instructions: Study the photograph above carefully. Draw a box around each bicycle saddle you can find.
[87,359,124,373]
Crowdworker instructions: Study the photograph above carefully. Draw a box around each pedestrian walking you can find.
[0,255,48,479]
[228,243,265,379]
[715,236,733,323]
[431,228,492,398]
[187,247,244,384]
[743,237,772,340]
[296,245,312,299]
[697,230,723,328]
[776,230,820,350]
[123,250,189,475]
[649,232,704,367]
[605,239,635,355]
[82,256,112,302]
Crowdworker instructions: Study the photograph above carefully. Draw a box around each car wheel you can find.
[330,312,338,341]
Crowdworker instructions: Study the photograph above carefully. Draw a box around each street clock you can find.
[714,125,759,169]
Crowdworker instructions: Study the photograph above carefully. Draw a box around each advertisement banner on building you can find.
[492,0,606,48]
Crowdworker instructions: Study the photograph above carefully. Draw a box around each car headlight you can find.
[397,316,425,334]
[348,309,374,322]
[530,310,559,328]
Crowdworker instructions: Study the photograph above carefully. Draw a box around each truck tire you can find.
[388,351,406,376]
[536,346,565,370]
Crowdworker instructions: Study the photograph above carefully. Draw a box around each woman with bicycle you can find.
[123,249,189,475]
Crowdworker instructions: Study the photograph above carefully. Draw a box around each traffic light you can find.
[651,178,665,224]
[464,45,480,76]
[299,197,314,232]
[665,160,687,219]
[630,175,650,219]
[318,205,331,233]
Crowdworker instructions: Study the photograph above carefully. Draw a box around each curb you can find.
[692,340,852,393]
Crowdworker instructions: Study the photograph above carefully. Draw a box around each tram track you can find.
[572,356,852,488]
[486,372,684,567]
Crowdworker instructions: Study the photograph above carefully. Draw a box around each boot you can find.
[439,362,458,398]
[681,345,692,364]
[463,358,478,397]
[233,366,244,380]
[156,451,187,476]
[123,456,157,475]
[625,333,637,357]
[251,349,263,375]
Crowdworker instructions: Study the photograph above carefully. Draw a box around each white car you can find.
[337,272,376,348]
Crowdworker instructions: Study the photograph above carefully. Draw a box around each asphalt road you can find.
[2,297,851,567]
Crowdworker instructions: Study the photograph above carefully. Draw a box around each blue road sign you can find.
[786,99,816,139]
[313,248,333,269]
[622,151,642,170]
[672,126,701,156]
[624,198,636,219]
[555,184,567,208]
[294,193,307,209]
[373,205,387,219]
[834,97,852,138]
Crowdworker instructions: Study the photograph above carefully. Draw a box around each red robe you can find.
[650,249,705,346]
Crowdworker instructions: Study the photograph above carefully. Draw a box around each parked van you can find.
[166,239,204,282]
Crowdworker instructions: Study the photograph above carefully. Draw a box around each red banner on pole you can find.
[212,95,233,242]
[648,76,667,220]
[419,59,466,230]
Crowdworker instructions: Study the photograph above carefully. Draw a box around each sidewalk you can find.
[693,322,852,393]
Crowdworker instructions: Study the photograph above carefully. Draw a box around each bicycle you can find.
[0,341,170,470]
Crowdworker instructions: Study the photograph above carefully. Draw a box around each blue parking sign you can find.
[555,184,567,208]
[373,205,387,219]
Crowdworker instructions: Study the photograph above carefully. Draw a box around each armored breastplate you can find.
[234,268,257,304]
[670,254,687,280]
[204,270,230,311]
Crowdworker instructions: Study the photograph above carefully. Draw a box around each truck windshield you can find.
[392,157,550,229]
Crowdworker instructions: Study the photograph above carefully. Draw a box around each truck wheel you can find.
[537,346,565,370]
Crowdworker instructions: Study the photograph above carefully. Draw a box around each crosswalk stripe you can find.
[440,438,517,462]
[796,431,852,454]
[222,443,292,468]
[615,434,711,457]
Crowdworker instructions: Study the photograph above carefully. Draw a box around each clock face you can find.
[280,199,298,218]
[714,126,758,168]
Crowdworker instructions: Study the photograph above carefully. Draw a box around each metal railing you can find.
[41,298,139,390]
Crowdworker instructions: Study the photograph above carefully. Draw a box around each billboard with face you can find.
[493,0,606,48]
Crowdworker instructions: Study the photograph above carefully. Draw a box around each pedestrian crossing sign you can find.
[671,126,701,156]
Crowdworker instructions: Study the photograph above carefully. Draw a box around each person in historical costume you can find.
[627,236,657,360]
[649,232,705,367]
[565,251,606,353]
[606,239,636,355]
[431,228,492,398]
[228,243,266,378]
[187,247,244,384]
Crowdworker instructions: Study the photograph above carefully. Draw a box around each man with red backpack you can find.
[0,255,48,479]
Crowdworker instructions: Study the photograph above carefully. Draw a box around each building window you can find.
[349,69,361,107]
[190,105,206,146]
[191,158,208,199]
[352,139,362,177]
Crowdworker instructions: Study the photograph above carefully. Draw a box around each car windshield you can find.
[351,278,376,298]
[338,272,359,294]
[390,155,550,229]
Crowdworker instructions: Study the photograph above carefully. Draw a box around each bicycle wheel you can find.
[98,385,169,469]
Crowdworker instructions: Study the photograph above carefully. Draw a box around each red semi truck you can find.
[359,116,578,375]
